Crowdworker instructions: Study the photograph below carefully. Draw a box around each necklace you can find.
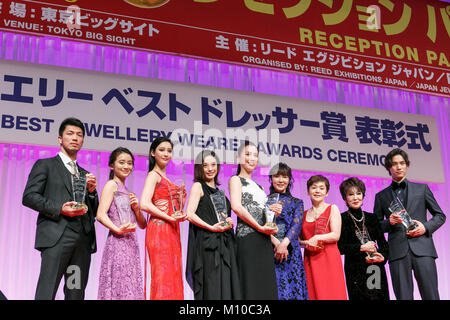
[348,211,364,222]
[348,211,370,243]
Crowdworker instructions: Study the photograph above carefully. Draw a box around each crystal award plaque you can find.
[348,212,376,258]
[114,191,131,225]
[169,180,185,218]
[210,190,229,227]
[356,229,376,258]
[71,172,88,210]
[264,193,279,228]
[388,196,416,232]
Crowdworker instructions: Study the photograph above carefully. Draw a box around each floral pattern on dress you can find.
[273,194,308,300]
[98,182,144,300]
[236,177,267,238]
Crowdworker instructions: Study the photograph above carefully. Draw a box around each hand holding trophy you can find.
[210,190,230,228]
[305,236,325,252]
[348,212,377,259]
[264,193,282,229]
[113,191,136,234]
[169,179,187,221]
[359,239,377,259]
[388,196,417,232]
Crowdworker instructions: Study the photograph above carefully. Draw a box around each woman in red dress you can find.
[300,175,347,300]
[140,137,187,300]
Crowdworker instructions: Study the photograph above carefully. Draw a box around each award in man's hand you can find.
[388,196,416,232]
[264,193,279,228]
[71,172,88,210]
[210,190,229,227]
[114,191,131,225]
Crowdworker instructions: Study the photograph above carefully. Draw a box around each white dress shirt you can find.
[58,151,78,175]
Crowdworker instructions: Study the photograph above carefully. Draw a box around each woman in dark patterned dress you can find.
[229,141,280,300]
[337,177,390,300]
[268,163,308,300]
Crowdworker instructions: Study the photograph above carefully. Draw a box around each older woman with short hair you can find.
[300,174,347,300]
[337,177,389,300]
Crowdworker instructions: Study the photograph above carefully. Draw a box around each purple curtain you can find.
[0,31,449,300]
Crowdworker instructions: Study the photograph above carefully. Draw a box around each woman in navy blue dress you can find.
[269,163,308,300]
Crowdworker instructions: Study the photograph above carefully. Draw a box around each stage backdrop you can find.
[0,59,444,182]
[0,30,449,300]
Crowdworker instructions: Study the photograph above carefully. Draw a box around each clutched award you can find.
[388,196,417,232]
[210,190,229,227]
[169,179,185,218]
[114,191,131,225]
[71,172,88,210]
[264,193,280,228]
[356,229,376,258]
[348,212,376,258]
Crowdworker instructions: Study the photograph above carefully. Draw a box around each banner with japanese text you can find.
[0,60,444,182]
[0,0,448,97]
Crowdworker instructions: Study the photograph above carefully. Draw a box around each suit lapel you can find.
[405,180,414,213]
[54,155,73,195]
[384,185,395,215]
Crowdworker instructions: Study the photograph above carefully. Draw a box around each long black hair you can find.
[194,150,221,185]
[268,162,293,196]
[148,137,174,172]
[236,140,258,175]
[108,147,135,180]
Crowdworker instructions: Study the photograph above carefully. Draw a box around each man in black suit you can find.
[22,117,98,300]
[374,148,446,300]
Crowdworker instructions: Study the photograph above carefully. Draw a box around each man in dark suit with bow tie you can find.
[374,148,446,300]
[22,117,98,300]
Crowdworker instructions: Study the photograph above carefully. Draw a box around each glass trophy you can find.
[388,196,416,232]
[357,230,376,258]
[114,191,131,225]
[169,179,185,218]
[71,172,88,210]
[210,190,229,227]
[264,193,279,228]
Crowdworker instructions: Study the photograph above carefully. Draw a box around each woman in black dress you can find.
[185,150,241,300]
[337,177,390,300]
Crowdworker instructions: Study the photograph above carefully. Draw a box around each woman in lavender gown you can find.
[269,163,308,300]
[96,147,147,300]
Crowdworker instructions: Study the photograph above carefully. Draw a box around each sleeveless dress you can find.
[145,171,185,300]
[301,204,347,300]
[185,182,241,300]
[236,177,278,300]
[98,181,144,300]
